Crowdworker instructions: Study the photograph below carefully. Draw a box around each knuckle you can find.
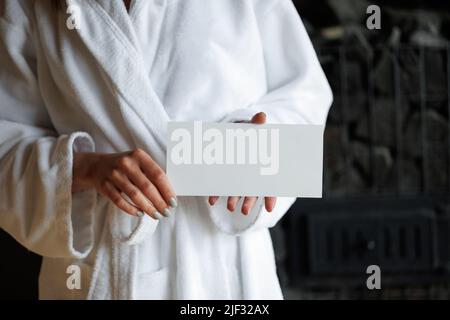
[128,188,140,199]
[99,180,110,191]
[117,156,133,169]
[140,180,153,192]
[111,195,124,205]
[110,169,121,180]
[151,169,165,182]
[131,148,145,158]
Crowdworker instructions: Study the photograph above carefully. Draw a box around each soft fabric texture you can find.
[0,0,332,299]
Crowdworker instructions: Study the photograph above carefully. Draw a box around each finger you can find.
[99,180,140,217]
[264,197,277,212]
[241,196,258,215]
[110,169,161,219]
[134,149,178,208]
[127,169,173,217]
[227,196,240,212]
[209,196,219,206]
[250,112,266,125]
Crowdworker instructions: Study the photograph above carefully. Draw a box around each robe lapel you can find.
[64,0,173,298]
[66,0,171,166]
[95,0,141,50]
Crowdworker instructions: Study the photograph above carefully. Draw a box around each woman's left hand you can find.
[208,112,277,215]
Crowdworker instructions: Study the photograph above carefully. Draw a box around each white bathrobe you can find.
[0,0,332,299]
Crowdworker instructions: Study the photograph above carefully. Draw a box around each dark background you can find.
[277,0,450,299]
[1,0,450,299]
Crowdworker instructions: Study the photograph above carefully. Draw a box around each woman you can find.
[0,0,332,299]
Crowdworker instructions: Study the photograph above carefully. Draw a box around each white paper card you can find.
[166,122,324,197]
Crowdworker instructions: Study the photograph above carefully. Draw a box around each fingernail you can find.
[162,208,172,217]
[169,197,178,208]
[153,211,164,220]
[136,211,145,218]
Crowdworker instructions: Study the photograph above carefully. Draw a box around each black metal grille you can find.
[307,208,435,274]
[281,43,450,299]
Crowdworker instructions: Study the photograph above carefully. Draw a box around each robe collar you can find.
[65,0,171,164]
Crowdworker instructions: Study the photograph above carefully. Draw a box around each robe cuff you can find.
[109,208,158,246]
[58,132,97,259]
[208,197,296,235]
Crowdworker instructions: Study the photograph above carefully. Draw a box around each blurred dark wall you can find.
[0,231,41,299]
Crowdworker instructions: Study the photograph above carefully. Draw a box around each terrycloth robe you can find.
[0,0,332,299]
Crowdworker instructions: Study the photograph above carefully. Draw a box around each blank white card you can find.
[167,122,324,197]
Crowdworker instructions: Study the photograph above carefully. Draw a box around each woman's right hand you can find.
[72,149,177,220]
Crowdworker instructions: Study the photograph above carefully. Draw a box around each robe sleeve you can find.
[0,4,97,258]
[210,0,332,235]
